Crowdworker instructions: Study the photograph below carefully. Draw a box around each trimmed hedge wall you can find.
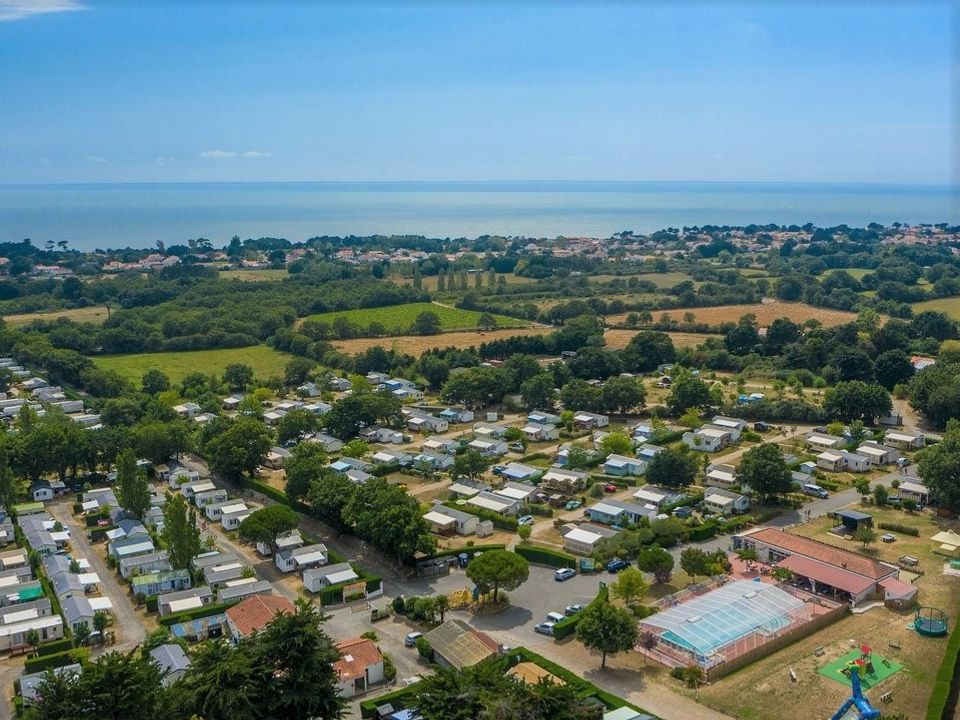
[515,545,576,569]
[927,619,960,720]
[24,649,83,674]
[443,501,518,531]
[420,544,506,562]
[552,586,608,640]
[34,638,73,656]
[688,521,720,542]
[878,521,920,537]
[158,601,237,627]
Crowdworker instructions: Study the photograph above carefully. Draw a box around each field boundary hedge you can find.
[878,521,920,537]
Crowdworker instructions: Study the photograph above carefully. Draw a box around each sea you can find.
[0,181,957,251]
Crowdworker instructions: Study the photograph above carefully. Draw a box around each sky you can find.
[0,0,955,184]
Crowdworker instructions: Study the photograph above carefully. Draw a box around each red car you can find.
[603,484,617,493]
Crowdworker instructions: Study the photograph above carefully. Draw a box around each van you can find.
[802,483,829,499]
[545,611,564,624]
[404,631,423,647]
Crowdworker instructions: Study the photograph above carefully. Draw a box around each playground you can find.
[818,648,903,690]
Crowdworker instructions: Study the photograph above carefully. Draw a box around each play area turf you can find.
[817,650,903,690]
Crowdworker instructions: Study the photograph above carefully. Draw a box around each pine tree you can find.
[437,269,446,292]
[413,266,422,291]
[487,267,496,287]
[116,449,150,520]
[474,271,482,289]
[459,270,468,291]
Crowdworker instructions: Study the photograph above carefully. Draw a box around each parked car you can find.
[404,632,423,647]
[606,559,631,573]
[672,506,693,519]
[565,500,582,511]
[896,457,911,468]
[509,442,525,452]
[534,621,556,636]
[603,484,617,493]
[545,611,565,623]
[517,515,535,526]
[554,568,576,582]
[492,465,506,476]
[564,604,584,616]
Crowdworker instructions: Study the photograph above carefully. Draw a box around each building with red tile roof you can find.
[224,594,294,641]
[333,637,385,697]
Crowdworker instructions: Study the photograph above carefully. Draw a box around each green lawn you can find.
[818,650,902,690]
[912,296,960,320]
[93,345,294,384]
[590,271,695,289]
[818,268,872,280]
[302,302,529,334]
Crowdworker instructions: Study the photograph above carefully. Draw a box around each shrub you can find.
[514,545,576,569]
[34,638,73,656]
[383,653,397,681]
[878,522,920,537]
[24,649,83,674]
[415,636,432,660]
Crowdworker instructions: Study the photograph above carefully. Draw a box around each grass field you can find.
[302,302,529,334]
[819,267,872,280]
[604,329,718,350]
[607,301,860,328]
[220,268,289,282]
[589,271,696,289]
[93,345,293,384]
[389,273,537,292]
[912,297,960,320]
[4,306,110,327]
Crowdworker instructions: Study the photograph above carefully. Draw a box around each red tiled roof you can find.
[745,528,897,581]
[334,637,383,681]
[225,595,294,638]
[878,577,918,599]
[777,554,876,595]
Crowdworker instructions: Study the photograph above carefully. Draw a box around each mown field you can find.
[912,296,960,320]
[302,302,529,334]
[589,271,696,289]
[389,272,537,292]
[93,345,293,384]
[219,268,289,282]
[4,306,110,327]
[607,301,860,328]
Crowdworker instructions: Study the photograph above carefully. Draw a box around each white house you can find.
[585,499,654,526]
[807,432,845,452]
[173,402,201,418]
[421,437,459,455]
[467,491,519,516]
[631,485,684,509]
[493,482,537,504]
[333,638,385,698]
[303,562,358,592]
[856,441,900,467]
[635,443,664,461]
[438,407,474,423]
[704,463,738,489]
[563,523,619,556]
[360,427,404,445]
[528,411,561,426]
[158,587,213,617]
[275,543,327,573]
[573,412,609,429]
[221,505,251,531]
[406,413,448,434]
[264,447,292,470]
[194,488,229,509]
[329,377,352,392]
[603,454,645,477]
[541,467,588,490]
[711,416,748,436]
[306,433,344,453]
[29,482,54,503]
[257,531,302,557]
[472,421,509,437]
[521,423,559,442]
[329,457,374,475]
[410,452,454,471]
[703,488,750,515]
[423,503,478,536]
[883,430,925,450]
[180,480,216,499]
[817,450,869,473]
[899,481,930,504]
[468,438,507,458]
[370,449,411,467]
[632,423,655,442]
[682,426,735,452]
[296,381,323,398]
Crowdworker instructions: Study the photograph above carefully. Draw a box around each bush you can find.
[383,653,397,682]
[815,476,840,491]
[158,601,237,626]
[415,636,432,660]
[878,522,920,537]
[688,521,719,542]
[514,545,576,569]
[145,595,160,613]
[553,586,609,640]
[34,638,73,656]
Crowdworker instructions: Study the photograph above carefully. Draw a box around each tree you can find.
[520,373,556,411]
[206,416,272,481]
[575,600,638,669]
[453,450,488,480]
[873,483,889,507]
[600,432,633,457]
[910,363,960,429]
[680,547,709,583]
[917,420,960,512]
[140,368,170,395]
[223,363,254,392]
[162,493,201,570]
[601,376,646,414]
[168,639,260,720]
[637,545,674,584]
[413,311,442,335]
[610,567,648,606]
[92,610,109,643]
[283,443,328,505]
[560,379,603,413]
[823,381,892,423]
[852,476,871,502]
[341,439,369,459]
[324,392,402,440]
[645,447,697,489]
[854,525,877,549]
[115,448,150,520]
[517,524,531,541]
[724,316,760,355]
[667,373,712,415]
[464,550,529,602]
[735,443,793,499]
[621,331,675,373]
[307,470,356,531]
[638,630,658,665]
[239,505,299,555]
[25,628,40,653]
[435,594,450,622]
[133,420,192,465]
[874,349,914,390]
[73,623,91,648]
[477,312,498,331]
[276,408,318,445]
[342,477,435,564]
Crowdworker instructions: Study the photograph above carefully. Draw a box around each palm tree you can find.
[435,595,450,623]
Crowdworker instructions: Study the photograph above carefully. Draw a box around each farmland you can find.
[302,302,529,334]
[219,268,289,282]
[389,272,537,292]
[93,345,293,384]
[912,296,960,320]
[604,329,719,350]
[4,306,110,327]
[607,301,861,328]
[589,271,697,289]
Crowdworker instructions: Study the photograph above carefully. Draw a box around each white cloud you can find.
[85,154,107,164]
[200,149,273,159]
[0,0,84,22]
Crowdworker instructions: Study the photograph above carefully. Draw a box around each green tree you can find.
[435,594,450,622]
[206,416,272,481]
[601,376,646,414]
[637,545,674,584]
[610,566,648,605]
[824,381,893,423]
[223,363,254,392]
[575,600,638,669]
[520,373,556,411]
[600,432,633,457]
[141,368,170,396]
[73,623,91,647]
[285,357,316,386]
[413,311,442,335]
[517,524,532,541]
[133,420,192,465]
[620,331,675,373]
[735,443,793,499]
[238,505,300,555]
[168,639,260,720]
[680,547,710,583]
[276,408,319,446]
[873,483,889,507]
[453,450,488,480]
[852,476,871,502]
[645,447,697,489]
[917,420,960,512]
[341,439,369,459]
[115,448,151,520]
[162,492,201,570]
[342,477,435,564]
[92,610,109,643]
[324,392,402,440]
[477,312,498,331]
[854,525,877,549]
[284,443,328,505]
[464,550,529,602]
[667,373,712,415]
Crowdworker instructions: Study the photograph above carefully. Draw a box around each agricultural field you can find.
[332,326,552,356]
[604,329,718,350]
[912,297,960,320]
[818,267,872,280]
[302,302,529,334]
[93,345,293,384]
[4,306,110,327]
[607,301,860,328]
[219,268,289,281]
[698,507,960,720]
[589,271,696,289]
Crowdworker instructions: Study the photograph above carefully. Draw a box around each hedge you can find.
[878,521,920,537]
[88,525,116,542]
[145,595,160,613]
[420,544,506,562]
[246,478,293,506]
[371,462,401,477]
[553,586,608,640]
[443,501,517,531]
[359,686,417,718]
[33,638,73,656]
[315,563,382,605]
[24,649,82,674]
[159,601,237,626]
[688,521,720,542]
[815,476,840,491]
[515,545,576,569]
[927,618,960,720]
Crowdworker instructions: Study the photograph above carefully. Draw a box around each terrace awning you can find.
[777,554,875,595]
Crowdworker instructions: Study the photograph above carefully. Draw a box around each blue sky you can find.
[0,1,955,184]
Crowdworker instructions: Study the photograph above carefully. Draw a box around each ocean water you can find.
[0,181,956,251]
